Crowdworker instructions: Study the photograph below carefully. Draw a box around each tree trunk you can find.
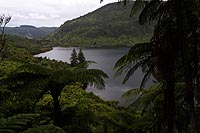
[82,83,88,90]
[196,0,200,105]
[165,78,175,133]
[52,93,62,127]
[185,79,198,133]
[191,0,200,132]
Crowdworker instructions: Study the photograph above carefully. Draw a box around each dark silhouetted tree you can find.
[70,48,78,67]
[112,0,200,132]
[78,48,86,64]
[1,62,108,126]
[0,14,11,60]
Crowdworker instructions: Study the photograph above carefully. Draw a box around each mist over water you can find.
[35,47,153,103]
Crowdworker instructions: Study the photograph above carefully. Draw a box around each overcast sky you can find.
[0,0,116,27]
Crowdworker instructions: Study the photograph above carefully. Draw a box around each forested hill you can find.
[5,25,57,39]
[47,2,153,47]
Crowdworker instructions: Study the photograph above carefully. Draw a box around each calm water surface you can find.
[35,47,152,102]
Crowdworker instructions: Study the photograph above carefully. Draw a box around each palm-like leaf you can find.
[50,69,72,84]
[0,64,51,93]
[114,42,155,88]
[121,88,142,101]
[114,43,151,75]
[130,0,145,16]
[122,84,162,114]
[139,62,155,89]
[73,68,108,89]
[138,0,162,25]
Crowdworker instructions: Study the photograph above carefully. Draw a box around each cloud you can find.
[29,13,48,20]
[0,0,117,27]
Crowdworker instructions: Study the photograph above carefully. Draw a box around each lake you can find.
[35,47,152,103]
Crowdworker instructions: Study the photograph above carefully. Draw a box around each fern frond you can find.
[122,88,142,98]
[0,113,40,133]
[0,63,51,90]
[128,116,154,132]
[122,60,144,84]
[114,54,129,77]
[139,64,154,89]
[122,84,162,108]
[139,0,162,25]
[73,69,109,89]
[130,0,146,16]
[114,42,152,78]
[0,129,15,133]
[128,42,152,56]
[17,63,52,75]
[50,69,72,84]
[75,61,96,69]
[22,125,65,133]
[123,56,152,84]
[138,84,162,106]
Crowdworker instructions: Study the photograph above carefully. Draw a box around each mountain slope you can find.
[48,2,153,47]
[5,25,57,39]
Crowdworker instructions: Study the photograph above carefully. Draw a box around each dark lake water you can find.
[35,47,152,102]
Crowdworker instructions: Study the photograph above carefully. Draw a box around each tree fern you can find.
[1,60,108,126]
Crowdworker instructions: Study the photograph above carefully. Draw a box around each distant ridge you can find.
[5,25,57,39]
[48,2,153,47]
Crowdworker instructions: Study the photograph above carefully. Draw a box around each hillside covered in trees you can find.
[5,25,57,39]
[47,2,153,47]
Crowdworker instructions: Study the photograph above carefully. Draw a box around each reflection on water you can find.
[35,47,152,103]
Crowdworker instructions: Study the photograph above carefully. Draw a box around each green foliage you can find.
[6,35,52,55]
[58,83,138,133]
[47,2,153,47]
[36,83,128,132]
[128,116,154,132]
[78,48,86,63]
[0,113,64,133]
[0,58,108,126]
[73,68,109,89]
[0,113,40,133]
[0,60,53,116]
[23,125,65,133]
[70,48,78,67]
[0,34,52,62]
[120,84,163,132]
[0,60,22,79]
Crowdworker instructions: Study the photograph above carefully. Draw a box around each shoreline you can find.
[34,45,131,55]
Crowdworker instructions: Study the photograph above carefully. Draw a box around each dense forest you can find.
[47,2,153,47]
[0,0,200,133]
